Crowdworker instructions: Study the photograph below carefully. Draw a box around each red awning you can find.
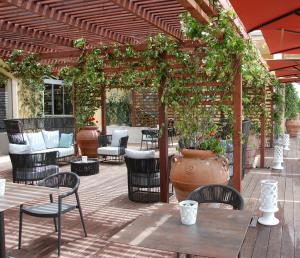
[263,30,300,54]
[229,1,300,32]
[266,59,300,83]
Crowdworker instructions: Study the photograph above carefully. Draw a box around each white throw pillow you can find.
[9,143,31,154]
[111,130,128,147]
[42,130,60,149]
[26,132,47,152]
[125,149,155,159]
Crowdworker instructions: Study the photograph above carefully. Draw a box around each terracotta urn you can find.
[170,148,229,201]
[76,126,100,157]
[286,119,300,137]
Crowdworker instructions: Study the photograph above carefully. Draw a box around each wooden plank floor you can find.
[0,139,299,258]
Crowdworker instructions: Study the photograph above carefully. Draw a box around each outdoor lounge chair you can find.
[9,151,59,184]
[18,172,87,256]
[97,130,128,162]
[140,129,158,150]
[187,184,244,210]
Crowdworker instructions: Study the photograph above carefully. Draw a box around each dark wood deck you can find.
[0,139,299,258]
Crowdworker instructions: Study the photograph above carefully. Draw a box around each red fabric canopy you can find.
[266,59,300,82]
[263,30,300,54]
[229,1,300,32]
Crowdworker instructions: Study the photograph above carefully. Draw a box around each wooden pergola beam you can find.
[0,19,74,49]
[38,40,204,60]
[177,0,209,24]
[4,0,136,44]
[0,38,52,53]
[111,0,183,40]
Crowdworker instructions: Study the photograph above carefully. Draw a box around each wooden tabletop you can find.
[0,182,57,212]
[110,203,252,258]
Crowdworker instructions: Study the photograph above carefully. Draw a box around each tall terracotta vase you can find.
[76,126,100,158]
[286,119,300,137]
[170,148,229,201]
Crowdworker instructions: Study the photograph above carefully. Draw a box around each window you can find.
[43,79,72,116]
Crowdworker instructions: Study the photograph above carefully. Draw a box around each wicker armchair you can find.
[125,156,160,203]
[125,155,173,203]
[97,130,129,162]
[187,184,244,210]
[9,151,59,184]
[18,172,87,256]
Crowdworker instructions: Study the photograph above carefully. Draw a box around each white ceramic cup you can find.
[0,179,6,196]
[179,200,198,225]
[81,156,88,163]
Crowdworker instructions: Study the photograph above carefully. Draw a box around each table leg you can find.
[0,211,6,258]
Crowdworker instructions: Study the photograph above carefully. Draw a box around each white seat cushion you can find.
[97,146,120,156]
[111,130,128,147]
[42,130,60,149]
[9,143,31,154]
[125,149,155,159]
[32,147,74,158]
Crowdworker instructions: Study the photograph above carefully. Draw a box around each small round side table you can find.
[70,158,99,176]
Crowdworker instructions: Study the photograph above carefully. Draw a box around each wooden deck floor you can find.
[0,139,299,258]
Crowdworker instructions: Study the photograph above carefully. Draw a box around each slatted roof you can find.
[0,0,215,59]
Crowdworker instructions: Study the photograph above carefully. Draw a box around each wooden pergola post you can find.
[131,90,137,127]
[233,57,242,192]
[260,87,266,168]
[101,87,107,135]
[260,113,265,168]
[270,86,274,148]
[158,75,169,203]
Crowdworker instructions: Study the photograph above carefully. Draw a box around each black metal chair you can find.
[140,129,158,150]
[187,184,244,210]
[97,134,129,162]
[9,151,59,184]
[18,172,87,256]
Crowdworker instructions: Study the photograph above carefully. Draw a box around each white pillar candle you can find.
[179,200,198,225]
[81,156,88,163]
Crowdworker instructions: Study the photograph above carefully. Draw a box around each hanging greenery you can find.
[272,79,284,138]
[106,92,131,125]
[285,83,300,120]
[5,50,52,117]
[0,73,8,88]
[59,39,105,128]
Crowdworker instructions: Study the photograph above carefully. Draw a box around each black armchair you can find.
[125,156,160,203]
[187,184,244,210]
[18,172,87,256]
[97,130,129,162]
[9,151,59,183]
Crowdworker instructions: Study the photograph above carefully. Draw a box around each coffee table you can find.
[70,158,99,176]
[110,204,252,258]
[0,182,57,258]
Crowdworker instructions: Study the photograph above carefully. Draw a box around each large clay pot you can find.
[76,126,100,157]
[286,119,300,137]
[170,149,229,201]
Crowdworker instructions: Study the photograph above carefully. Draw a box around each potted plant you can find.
[76,117,100,158]
[170,108,229,201]
[285,84,300,137]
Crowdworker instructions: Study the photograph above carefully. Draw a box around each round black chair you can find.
[187,184,244,210]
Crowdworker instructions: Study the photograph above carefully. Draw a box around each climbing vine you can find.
[5,50,52,117]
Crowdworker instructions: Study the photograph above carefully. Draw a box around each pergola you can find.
[0,0,272,202]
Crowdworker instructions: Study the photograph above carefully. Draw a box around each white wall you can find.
[0,132,9,155]
[107,125,149,144]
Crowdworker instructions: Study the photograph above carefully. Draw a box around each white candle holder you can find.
[179,200,198,225]
[0,179,6,196]
[272,145,284,170]
[283,134,290,151]
[258,180,279,226]
[81,156,88,163]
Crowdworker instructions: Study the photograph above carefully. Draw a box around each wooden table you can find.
[0,182,57,258]
[110,204,252,258]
